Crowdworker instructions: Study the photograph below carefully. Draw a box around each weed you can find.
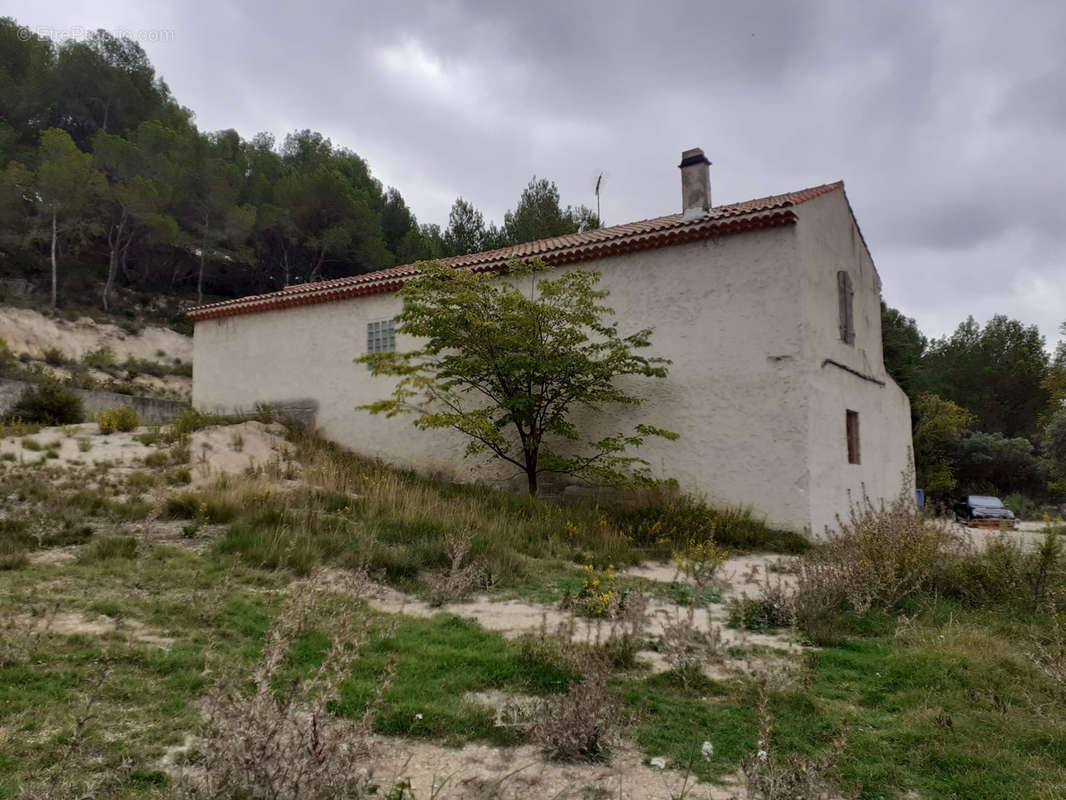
[21,438,41,451]
[0,552,29,570]
[79,536,138,562]
[1028,598,1066,688]
[574,564,618,617]
[531,659,624,762]
[175,575,385,800]
[659,607,723,687]
[42,345,66,366]
[82,345,117,369]
[792,487,952,640]
[741,681,848,800]
[728,576,795,632]
[76,437,91,452]
[97,405,139,434]
[935,524,1065,611]
[426,530,488,606]
[163,490,241,524]
[673,537,728,588]
[607,495,810,555]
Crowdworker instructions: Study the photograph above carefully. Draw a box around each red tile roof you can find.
[187,181,843,321]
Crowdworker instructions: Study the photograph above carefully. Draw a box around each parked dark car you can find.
[953,495,1016,523]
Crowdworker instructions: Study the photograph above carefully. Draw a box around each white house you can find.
[189,149,913,535]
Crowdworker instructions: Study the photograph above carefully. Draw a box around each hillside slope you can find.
[0,306,192,400]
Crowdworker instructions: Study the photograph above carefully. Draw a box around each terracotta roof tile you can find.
[188,181,842,320]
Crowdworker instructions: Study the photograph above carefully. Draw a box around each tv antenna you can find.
[594,172,603,225]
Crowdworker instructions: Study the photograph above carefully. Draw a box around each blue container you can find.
[916,488,925,509]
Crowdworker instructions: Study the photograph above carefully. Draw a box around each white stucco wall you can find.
[794,189,914,534]
[193,190,914,535]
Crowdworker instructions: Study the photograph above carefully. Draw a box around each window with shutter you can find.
[837,271,855,345]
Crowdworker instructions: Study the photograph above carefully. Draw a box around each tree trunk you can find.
[49,205,58,309]
[198,211,208,304]
[308,245,326,283]
[120,235,134,281]
[524,448,538,495]
[103,209,127,311]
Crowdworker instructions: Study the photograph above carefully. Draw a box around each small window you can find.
[366,319,396,355]
[846,410,861,464]
[837,270,855,345]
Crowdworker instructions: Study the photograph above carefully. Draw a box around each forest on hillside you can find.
[882,308,1066,510]
[0,18,597,310]
[0,17,1064,509]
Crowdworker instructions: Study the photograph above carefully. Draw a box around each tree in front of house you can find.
[357,258,677,495]
[33,128,106,307]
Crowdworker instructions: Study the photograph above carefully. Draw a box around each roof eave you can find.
[187,208,799,322]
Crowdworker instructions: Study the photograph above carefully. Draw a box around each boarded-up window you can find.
[837,270,855,345]
[846,410,861,464]
[366,319,396,354]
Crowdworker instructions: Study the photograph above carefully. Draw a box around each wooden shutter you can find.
[837,271,855,345]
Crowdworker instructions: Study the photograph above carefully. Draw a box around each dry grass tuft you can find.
[531,658,624,762]
[425,530,488,606]
[175,571,390,800]
[792,488,953,635]
[741,677,848,800]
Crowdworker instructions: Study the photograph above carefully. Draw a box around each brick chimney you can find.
[679,148,711,218]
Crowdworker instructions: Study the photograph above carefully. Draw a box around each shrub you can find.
[82,345,116,369]
[79,537,138,562]
[1028,598,1066,688]
[1003,493,1039,520]
[3,381,83,425]
[531,661,623,762]
[172,408,210,436]
[674,537,728,588]
[97,406,139,434]
[42,346,66,366]
[574,564,618,617]
[607,496,810,554]
[727,587,794,632]
[0,337,15,375]
[425,531,488,606]
[0,552,29,571]
[795,489,951,621]
[935,525,1064,610]
[161,492,241,524]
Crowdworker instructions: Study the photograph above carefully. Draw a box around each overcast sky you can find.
[9,0,1065,347]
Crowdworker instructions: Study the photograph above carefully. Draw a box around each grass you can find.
[624,601,1066,797]
[3,421,1064,798]
[0,547,277,800]
[337,614,575,744]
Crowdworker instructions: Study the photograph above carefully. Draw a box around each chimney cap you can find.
[679,148,711,168]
